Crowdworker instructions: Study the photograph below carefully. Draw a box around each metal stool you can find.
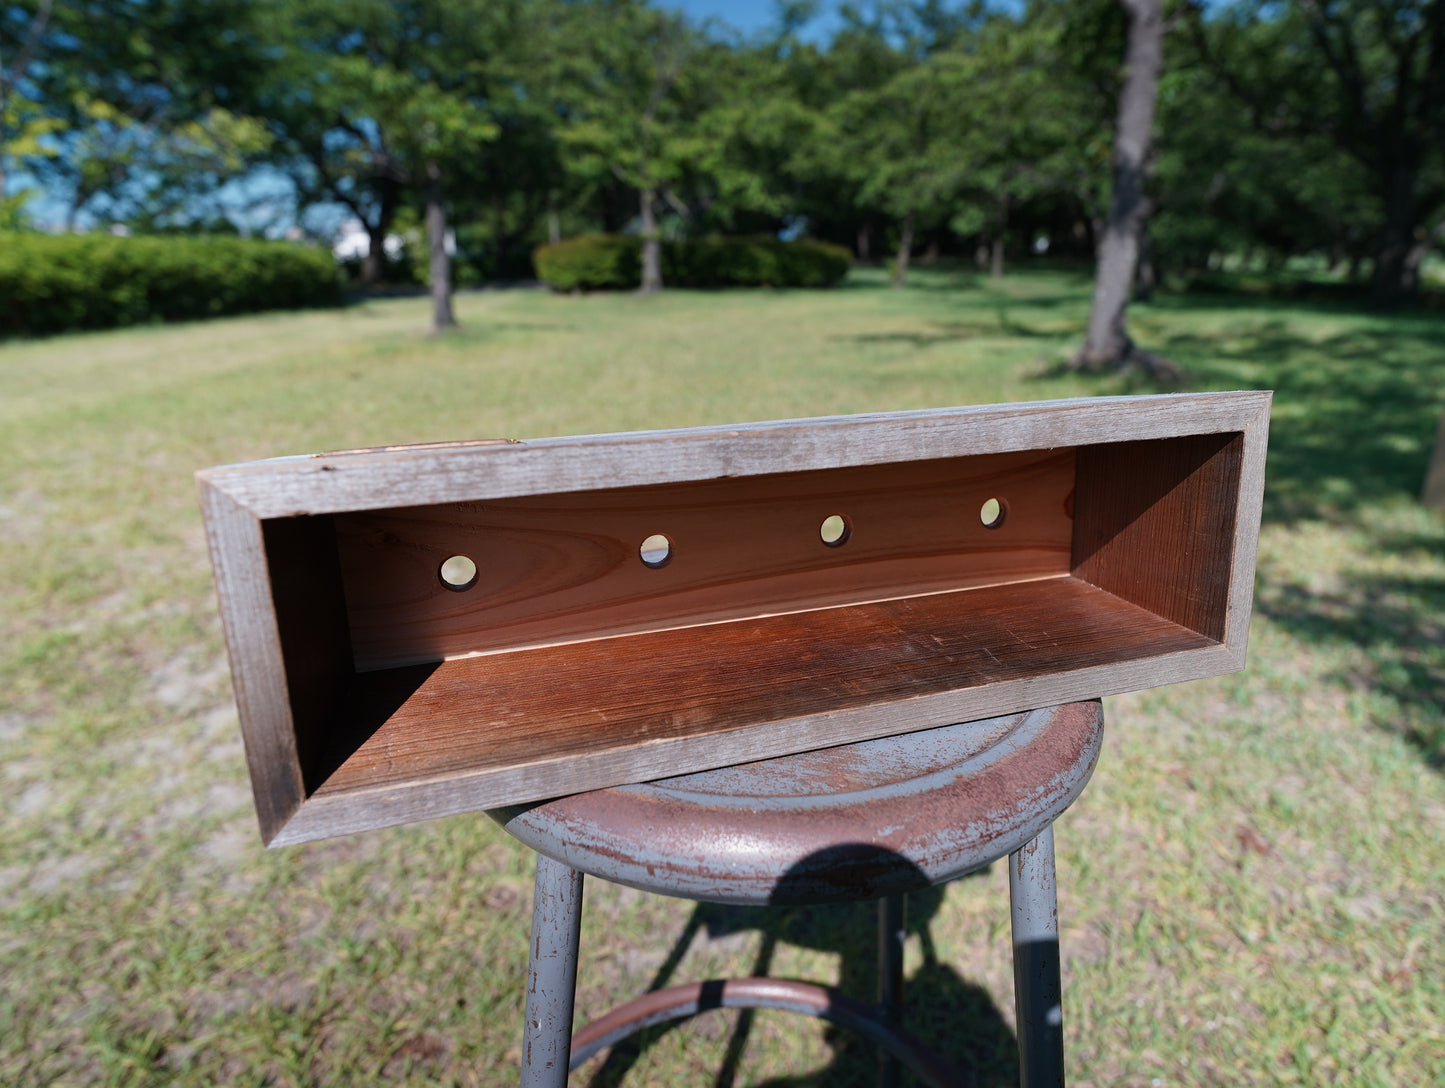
[490,700,1103,1087]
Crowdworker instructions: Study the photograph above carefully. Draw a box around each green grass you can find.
[2,268,1443,1086]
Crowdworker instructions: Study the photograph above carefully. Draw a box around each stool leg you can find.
[1009,824,1064,1088]
[522,853,585,1088]
[877,893,905,1088]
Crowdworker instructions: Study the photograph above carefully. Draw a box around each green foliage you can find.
[665,235,852,288]
[1188,0,1445,302]
[533,234,851,291]
[532,234,640,291]
[552,2,707,206]
[0,232,341,336]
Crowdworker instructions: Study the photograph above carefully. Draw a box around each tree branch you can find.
[1,0,53,99]
[1418,0,1445,133]
[1295,0,1374,134]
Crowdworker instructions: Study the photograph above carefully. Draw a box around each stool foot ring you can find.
[568,977,958,1087]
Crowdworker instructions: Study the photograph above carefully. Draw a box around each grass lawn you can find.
[2,266,1442,1086]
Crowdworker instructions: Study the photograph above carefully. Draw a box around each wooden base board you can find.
[311,575,1212,803]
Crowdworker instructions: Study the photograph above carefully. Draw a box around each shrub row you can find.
[0,232,343,337]
[533,234,852,291]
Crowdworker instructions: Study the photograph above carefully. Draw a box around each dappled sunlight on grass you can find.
[1,270,1442,1085]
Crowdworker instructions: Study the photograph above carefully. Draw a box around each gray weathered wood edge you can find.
[196,478,304,842]
[267,642,1237,846]
[1222,395,1272,667]
[198,391,1273,520]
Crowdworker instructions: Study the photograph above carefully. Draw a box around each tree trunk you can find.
[425,164,456,335]
[1135,223,1156,301]
[639,188,662,295]
[891,210,914,288]
[857,223,872,261]
[548,209,561,246]
[1077,0,1165,372]
[1371,165,1428,308]
[1402,216,1445,300]
[991,197,1010,280]
[361,178,400,287]
[363,223,387,286]
[491,192,506,282]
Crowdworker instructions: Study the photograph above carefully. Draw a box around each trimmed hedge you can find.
[532,234,639,291]
[533,234,851,291]
[0,232,343,337]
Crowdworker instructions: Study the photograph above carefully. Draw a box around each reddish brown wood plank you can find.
[313,575,1213,797]
[332,449,1077,671]
[1072,433,1243,640]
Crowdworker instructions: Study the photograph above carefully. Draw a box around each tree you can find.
[1193,0,1445,307]
[7,0,282,231]
[798,6,938,283]
[257,0,505,327]
[1149,48,1375,278]
[947,7,1100,281]
[1074,0,1175,376]
[827,55,970,285]
[555,1,721,294]
[0,0,55,224]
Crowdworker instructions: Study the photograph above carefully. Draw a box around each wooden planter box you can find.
[198,392,1270,845]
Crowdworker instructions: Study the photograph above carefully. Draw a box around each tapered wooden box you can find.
[199,392,1270,845]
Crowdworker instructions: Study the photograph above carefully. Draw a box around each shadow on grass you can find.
[1157,316,1445,525]
[834,314,1058,349]
[582,859,1015,1088]
[1144,299,1445,770]
[1255,561,1445,769]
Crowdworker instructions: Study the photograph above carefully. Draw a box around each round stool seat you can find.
[492,700,1101,905]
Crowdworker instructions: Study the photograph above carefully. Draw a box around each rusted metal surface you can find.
[1010,826,1064,1088]
[567,977,958,1088]
[520,854,583,1088]
[493,701,1102,905]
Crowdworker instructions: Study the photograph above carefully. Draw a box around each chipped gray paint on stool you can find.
[493,701,1102,1087]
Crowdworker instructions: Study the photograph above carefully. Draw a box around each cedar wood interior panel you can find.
[204,394,1268,844]
[275,434,1243,799]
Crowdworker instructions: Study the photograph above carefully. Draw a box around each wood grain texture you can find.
[196,481,305,841]
[313,576,1211,796]
[334,449,1075,671]
[1072,433,1242,640]
[1222,398,1271,664]
[198,393,1273,519]
[194,393,1274,846]
[274,638,1238,846]
[263,576,1237,845]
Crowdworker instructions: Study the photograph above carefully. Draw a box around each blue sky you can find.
[660,0,782,29]
[657,0,844,39]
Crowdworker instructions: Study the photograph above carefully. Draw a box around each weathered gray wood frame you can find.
[198,392,1270,846]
